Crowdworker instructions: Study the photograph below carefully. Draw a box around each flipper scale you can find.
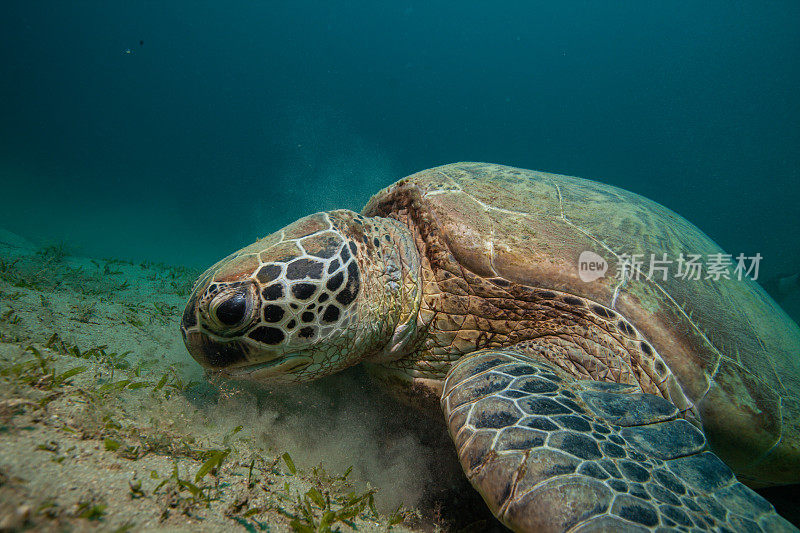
[442,348,796,533]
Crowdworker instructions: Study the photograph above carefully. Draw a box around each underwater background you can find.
[1,2,798,274]
[0,2,799,531]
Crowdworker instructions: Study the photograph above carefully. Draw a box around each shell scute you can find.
[365,162,800,483]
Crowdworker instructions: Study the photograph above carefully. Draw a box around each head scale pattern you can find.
[181,209,416,382]
[181,212,363,373]
[248,224,361,348]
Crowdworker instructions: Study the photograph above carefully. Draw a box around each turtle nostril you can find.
[215,292,248,326]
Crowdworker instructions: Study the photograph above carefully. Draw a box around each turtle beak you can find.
[182,328,250,369]
[180,291,200,342]
[180,281,251,369]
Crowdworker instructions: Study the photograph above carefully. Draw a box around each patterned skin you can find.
[181,163,799,532]
[181,209,420,382]
[442,350,794,532]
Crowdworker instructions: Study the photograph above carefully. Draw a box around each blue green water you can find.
[0,3,799,528]
[1,2,797,277]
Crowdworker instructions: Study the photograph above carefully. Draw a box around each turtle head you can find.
[181,210,421,383]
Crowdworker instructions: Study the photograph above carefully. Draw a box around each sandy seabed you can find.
[1,228,797,532]
[0,229,509,532]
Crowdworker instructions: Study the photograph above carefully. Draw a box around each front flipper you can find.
[441,348,796,533]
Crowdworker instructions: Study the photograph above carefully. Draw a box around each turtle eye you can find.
[212,290,249,327]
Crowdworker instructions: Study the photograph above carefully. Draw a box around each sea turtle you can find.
[181,163,800,532]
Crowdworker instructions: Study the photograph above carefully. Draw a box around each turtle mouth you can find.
[212,354,313,381]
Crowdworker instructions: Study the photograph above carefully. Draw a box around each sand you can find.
[2,229,796,532]
[0,229,504,532]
